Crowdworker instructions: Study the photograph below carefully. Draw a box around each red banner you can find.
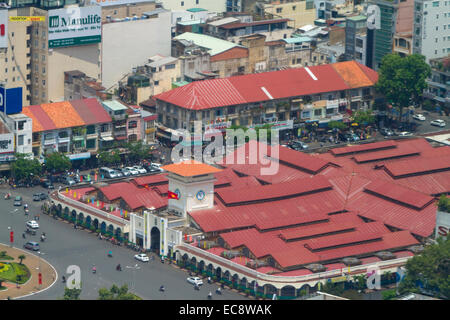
[10,231,13,243]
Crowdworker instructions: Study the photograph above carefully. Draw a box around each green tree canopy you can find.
[328,120,348,131]
[44,152,71,173]
[11,153,41,181]
[438,195,450,213]
[126,140,150,163]
[399,236,450,299]
[98,284,141,300]
[352,110,375,126]
[98,149,121,167]
[63,287,82,300]
[375,54,431,120]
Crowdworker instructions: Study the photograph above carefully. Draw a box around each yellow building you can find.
[258,0,316,29]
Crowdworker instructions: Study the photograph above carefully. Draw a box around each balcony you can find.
[43,138,56,146]
[326,99,339,108]
[427,80,448,90]
[58,136,70,144]
[350,95,362,102]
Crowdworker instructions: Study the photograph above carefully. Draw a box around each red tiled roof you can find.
[364,180,435,210]
[22,98,112,132]
[353,144,420,163]
[215,175,332,206]
[270,144,332,173]
[132,174,168,186]
[330,140,397,156]
[154,61,378,110]
[383,154,450,178]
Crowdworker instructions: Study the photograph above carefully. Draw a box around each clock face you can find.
[196,190,206,201]
[175,188,181,199]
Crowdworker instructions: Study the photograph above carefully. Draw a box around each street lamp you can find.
[36,251,44,288]
[126,263,140,293]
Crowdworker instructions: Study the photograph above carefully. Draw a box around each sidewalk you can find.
[0,243,57,300]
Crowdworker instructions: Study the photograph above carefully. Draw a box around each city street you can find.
[0,184,247,300]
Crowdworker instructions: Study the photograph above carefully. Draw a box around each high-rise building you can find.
[369,0,399,69]
[345,15,367,65]
[413,0,450,62]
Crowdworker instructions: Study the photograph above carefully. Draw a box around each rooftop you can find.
[174,32,243,56]
[22,98,112,133]
[154,60,378,110]
[101,100,129,112]
[162,160,222,177]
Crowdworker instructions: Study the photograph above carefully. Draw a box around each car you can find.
[24,241,40,251]
[289,141,308,150]
[62,176,76,186]
[133,165,147,174]
[120,167,132,176]
[134,253,150,262]
[380,128,395,137]
[113,170,123,178]
[413,114,426,121]
[26,220,39,229]
[33,193,42,201]
[14,196,22,206]
[126,166,140,175]
[41,180,54,189]
[187,276,203,286]
[350,133,360,141]
[398,131,413,137]
[430,119,446,127]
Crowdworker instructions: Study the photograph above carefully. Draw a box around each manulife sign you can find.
[48,6,102,48]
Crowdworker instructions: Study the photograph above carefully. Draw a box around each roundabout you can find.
[0,243,58,300]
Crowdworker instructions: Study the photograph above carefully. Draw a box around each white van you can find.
[99,167,118,179]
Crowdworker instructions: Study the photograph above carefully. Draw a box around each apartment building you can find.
[101,100,143,144]
[255,0,316,29]
[369,0,399,69]
[21,98,113,161]
[119,55,181,105]
[423,56,449,111]
[0,7,32,106]
[157,0,227,13]
[393,0,413,57]
[413,0,450,62]
[154,61,378,138]
[345,15,367,65]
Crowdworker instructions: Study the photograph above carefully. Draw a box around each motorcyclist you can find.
[107,250,112,257]
[194,284,200,291]
[208,292,212,299]
[159,285,165,292]
[22,232,26,239]
[24,203,28,210]
[216,287,222,294]
[40,234,45,242]
[92,265,97,273]
[116,264,121,271]
[62,276,66,283]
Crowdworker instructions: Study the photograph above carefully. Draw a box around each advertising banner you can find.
[0,10,8,48]
[0,133,14,154]
[0,86,23,114]
[48,6,101,48]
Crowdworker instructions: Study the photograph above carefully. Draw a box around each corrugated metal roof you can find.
[364,180,435,209]
[174,32,242,56]
[330,140,397,156]
[154,61,378,110]
[101,100,128,112]
[383,154,450,178]
[216,175,332,205]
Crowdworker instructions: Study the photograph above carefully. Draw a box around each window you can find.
[101,124,110,133]
[42,67,46,74]
[58,131,68,138]
[154,80,159,86]
[165,64,175,70]
[59,145,68,153]
[276,8,282,13]
[11,32,14,37]
[292,5,296,10]
[432,1,439,7]
[42,80,46,86]
[196,0,199,4]
[42,55,45,61]
[18,121,25,130]
[314,109,322,116]
[86,125,96,134]
[86,139,96,149]
[181,1,184,6]
[18,135,24,146]
[128,121,138,129]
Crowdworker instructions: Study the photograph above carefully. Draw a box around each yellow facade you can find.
[263,1,316,29]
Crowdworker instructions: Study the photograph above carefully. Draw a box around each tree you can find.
[376,54,431,121]
[98,149,121,167]
[11,153,41,181]
[126,140,150,163]
[328,120,348,131]
[398,236,450,299]
[352,110,375,126]
[18,254,25,265]
[98,284,141,300]
[44,152,71,173]
[438,195,450,212]
[63,287,82,300]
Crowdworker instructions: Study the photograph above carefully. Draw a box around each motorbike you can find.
[4,193,10,200]
[22,233,26,239]
[107,251,113,257]
[116,264,122,271]
[24,208,29,215]
[159,286,165,292]
[92,267,97,274]
[40,236,46,242]
[207,293,212,300]
[25,229,36,236]
[216,288,222,295]
[194,285,200,291]
[62,276,66,283]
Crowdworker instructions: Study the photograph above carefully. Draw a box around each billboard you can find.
[0,10,8,48]
[0,86,23,114]
[48,6,101,48]
[0,133,14,154]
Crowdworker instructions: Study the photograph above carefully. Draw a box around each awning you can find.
[101,136,114,141]
[68,152,91,161]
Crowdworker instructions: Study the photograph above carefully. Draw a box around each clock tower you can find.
[162,160,222,217]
